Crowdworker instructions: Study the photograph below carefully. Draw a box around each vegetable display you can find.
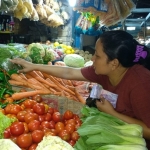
[74,106,148,150]
[1,97,81,149]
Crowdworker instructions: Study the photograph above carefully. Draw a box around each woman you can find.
[11,30,150,149]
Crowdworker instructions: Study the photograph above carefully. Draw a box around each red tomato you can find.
[73,114,80,120]
[32,94,42,103]
[23,99,37,109]
[24,113,38,124]
[31,130,44,143]
[45,131,56,136]
[41,121,51,129]
[49,120,55,129]
[44,113,51,121]
[4,104,14,114]
[24,108,34,113]
[11,136,17,144]
[17,133,32,148]
[3,127,11,138]
[39,115,45,122]
[49,129,58,135]
[55,122,65,133]
[66,119,76,126]
[42,128,51,134]
[71,131,80,141]
[28,120,41,132]
[64,110,74,120]
[68,139,76,147]
[10,104,22,115]
[75,118,82,125]
[58,130,71,141]
[65,124,75,134]
[47,107,54,114]
[33,103,45,115]
[28,143,37,150]
[23,122,29,133]
[10,122,25,136]
[17,111,27,122]
[52,112,61,122]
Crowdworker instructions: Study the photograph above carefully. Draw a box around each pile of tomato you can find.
[2,96,81,150]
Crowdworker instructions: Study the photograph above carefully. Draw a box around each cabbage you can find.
[64,54,85,68]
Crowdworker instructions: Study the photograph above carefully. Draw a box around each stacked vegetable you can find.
[1,96,81,149]
[74,106,148,150]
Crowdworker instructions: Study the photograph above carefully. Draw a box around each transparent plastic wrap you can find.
[99,0,122,27]
[0,0,18,11]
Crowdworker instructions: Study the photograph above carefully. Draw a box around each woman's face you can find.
[91,39,113,75]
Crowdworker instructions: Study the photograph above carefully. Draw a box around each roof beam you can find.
[141,13,150,26]
[132,8,150,13]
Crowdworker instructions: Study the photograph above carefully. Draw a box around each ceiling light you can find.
[147,27,150,29]
[68,0,76,7]
[127,27,136,30]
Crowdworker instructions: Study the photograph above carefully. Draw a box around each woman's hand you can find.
[96,97,116,115]
[10,58,36,73]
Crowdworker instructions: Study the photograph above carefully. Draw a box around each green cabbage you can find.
[64,54,85,68]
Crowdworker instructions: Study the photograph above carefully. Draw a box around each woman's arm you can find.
[10,58,87,81]
[96,98,150,140]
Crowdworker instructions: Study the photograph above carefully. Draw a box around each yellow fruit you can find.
[21,6,28,15]
[54,42,59,47]
[66,50,72,54]
[67,46,72,50]
[71,49,75,54]
[23,1,33,14]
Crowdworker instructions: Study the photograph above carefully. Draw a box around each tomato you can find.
[10,122,25,136]
[71,131,80,141]
[39,115,45,122]
[23,122,29,133]
[65,124,75,134]
[41,121,51,129]
[42,128,51,134]
[10,104,22,115]
[66,119,76,126]
[17,111,27,122]
[24,108,34,113]
[49,120,55,129]
[55,122,65,133]
[73,114,80,120]
[47,107,54,114]
[33,103,45,115]
[3,127,11,138]
[24,112,38,123]
[23,99,37,109]
[44,104,49,113]
[44,113,51,121]
[52,112,61,122]
[75,123,81,130]
[31,130,44,143]
[58,130,71,141]
[28,120,41,132]
[6,114,17,119]
[4,104,14,114]
[64,110,74,120]
[17,133,32,148]
[50,129,57,135]
[68,139,76,147]
[28,143,37,150]
[32,94,42,103]
[75,118,82,125]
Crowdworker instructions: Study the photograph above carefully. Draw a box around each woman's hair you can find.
[100,30,150,70]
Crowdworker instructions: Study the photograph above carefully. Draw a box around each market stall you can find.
[0,0,149,150]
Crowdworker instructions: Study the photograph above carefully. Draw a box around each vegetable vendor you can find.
[10,30,150,149]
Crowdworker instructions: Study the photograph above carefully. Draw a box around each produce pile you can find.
[0,94,81,150]
[0,0,70,27]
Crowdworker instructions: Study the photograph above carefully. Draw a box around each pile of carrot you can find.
[9,71,86,104]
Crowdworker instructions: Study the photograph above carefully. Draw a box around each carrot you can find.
[11,73,27,83]
[19,73,28,80]
[67,80,74,86]
[74,88,86,104]
[25,73,33,79]
[35,71,45,79]
[28,71,57,89]
[9,80,28,87]
[44,74,75,95]
[12,90,40,100]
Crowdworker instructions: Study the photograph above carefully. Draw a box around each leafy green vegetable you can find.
[43,48,55,64]
[74,106,147,150]
[0,112,16,139]
[64,54,85,68]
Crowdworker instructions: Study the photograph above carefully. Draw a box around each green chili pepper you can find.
[5,89,14,95]
[13,99,26,104]
[0,88,7,99]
